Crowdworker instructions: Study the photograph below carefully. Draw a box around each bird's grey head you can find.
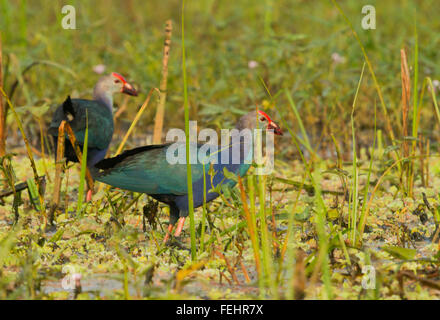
[94,72,138,97]
[235,110,283,135]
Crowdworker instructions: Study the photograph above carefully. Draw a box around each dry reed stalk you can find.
[293,249,306,300]
[175,260,207,291]
[115,88,157,156]
[64,122,94,191]
[153,20,172,144]
[240,260,251,283]
[398,270,440,291]
[214,249,240,285]
[219,271,232,286]
[401,49,411,159]
[48,121,66,223]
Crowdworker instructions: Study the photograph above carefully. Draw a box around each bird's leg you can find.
[163,224,174,243]
[174,217,186,237]
[85,165,94,202]
[86,189,93,202]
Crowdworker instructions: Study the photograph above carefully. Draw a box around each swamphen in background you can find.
[48,72,138,200]
[94,110,282,242]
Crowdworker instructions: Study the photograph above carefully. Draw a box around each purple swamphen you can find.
[48,73,138,201]
[94,110,282,241]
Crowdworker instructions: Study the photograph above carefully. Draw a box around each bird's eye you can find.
[260,117,266,122]
[114,80,121,84]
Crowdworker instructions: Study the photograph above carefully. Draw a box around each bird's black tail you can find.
[62,96,76,121]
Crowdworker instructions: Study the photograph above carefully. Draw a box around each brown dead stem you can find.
[214,249,240,285]
[398,271,440,294]
[64,122,94,191]
[401,49,411,158]
[153,20,172,144]
[48,121,66,224]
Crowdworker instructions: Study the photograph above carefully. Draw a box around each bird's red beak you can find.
[257,110,283,136]
[267,121,283,136]
[112,72,138,96]
[122,82,138,96]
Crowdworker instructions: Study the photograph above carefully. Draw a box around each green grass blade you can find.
[256,164,277,297]
[358,100,377,241]
[349,62,365,244]
[199,163,207,253]
[76,112,88,217]
[26,178,41,212]
[285,89,315,158]
[182,0,196,260]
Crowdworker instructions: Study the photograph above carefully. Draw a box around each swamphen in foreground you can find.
[48,73,138,200]
[94,110,282,242]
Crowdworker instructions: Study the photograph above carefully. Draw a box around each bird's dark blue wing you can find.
[95,143,211,195]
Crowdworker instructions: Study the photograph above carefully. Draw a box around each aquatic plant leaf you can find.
[382,246,416,260]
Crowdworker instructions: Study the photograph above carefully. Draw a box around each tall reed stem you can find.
[48,121,66,224]
[182,0,196,260]
[153,20,172,144]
